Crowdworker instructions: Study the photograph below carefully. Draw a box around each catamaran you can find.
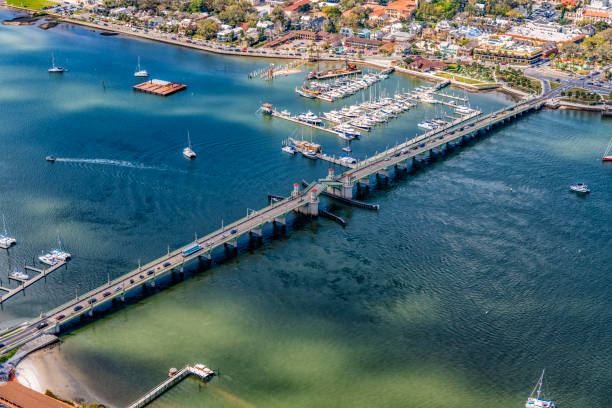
[134,56,149,77]
[0,215,16,248]
[183,131,196,159]
[48,53,67,73]
[9,270,29,280]
[525,370,556,408]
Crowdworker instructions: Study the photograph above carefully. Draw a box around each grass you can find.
[435,72,485,85]
[550,81,561,89]
[7,0,59,10]
[45,390,75,407]
[0,347,20,363]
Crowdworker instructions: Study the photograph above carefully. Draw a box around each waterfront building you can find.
[503,21,585,45]
[474,41,543,65]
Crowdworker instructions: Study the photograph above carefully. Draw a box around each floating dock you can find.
[0,261,67,304]
[133,79,187,96]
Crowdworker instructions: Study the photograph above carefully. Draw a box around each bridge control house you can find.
[473,43,543,65]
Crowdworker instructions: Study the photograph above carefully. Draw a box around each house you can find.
[256,20,274,30]
[283,0,311,18]
[405,56,447,71]
[340,27,354,37]
[435,19,451,31]
[246,27,259,40]
[217,28,235,41]
[357,28,371,38]
[384,0,417,21]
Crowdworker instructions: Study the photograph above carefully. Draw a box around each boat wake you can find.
[55,158,166,171]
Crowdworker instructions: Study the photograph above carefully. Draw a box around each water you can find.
[1,9,612,408]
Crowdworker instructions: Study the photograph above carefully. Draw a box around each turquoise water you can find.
[1,9,612,407]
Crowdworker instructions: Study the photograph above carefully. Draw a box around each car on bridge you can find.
[56,314,65,320]
[103,291,111,297]
[73,305,83,312]
[37,322,48,330]
[147,270,154,276]
[163,262,171,268]
[231,229,238,234]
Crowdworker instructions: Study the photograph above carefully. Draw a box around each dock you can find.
[270,110,338,135]
[318,153,356,169]
[0,261,66,304]
[133,79,187,96]
[127,364,215,408]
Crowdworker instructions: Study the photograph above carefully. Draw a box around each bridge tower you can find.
[341,173,355,199]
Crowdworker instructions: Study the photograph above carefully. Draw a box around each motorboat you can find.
[279,110,291,117]
[134,56,149,77]
[46,155,56,162]
[301,150,318,160]
[39,252,59,266]
[297,111,322,126]
[334,124,360,140]
[9,271,29,280]
[569,183,590,194]
[48,53,67,73]
[183,131,196,159]
[418,121,437,130]
[525,370,556,408]
[282,145,297,155]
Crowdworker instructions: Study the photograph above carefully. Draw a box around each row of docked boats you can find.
[296,71,390,102]
[282,138,321,160]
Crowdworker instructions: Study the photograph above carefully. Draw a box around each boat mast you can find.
[188,131,192,149]
[537,369,545,400]
[2,214,7,236]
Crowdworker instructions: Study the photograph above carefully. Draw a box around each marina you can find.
[0,261,67,304]
[297,68,393,102]
[132,79,187,96]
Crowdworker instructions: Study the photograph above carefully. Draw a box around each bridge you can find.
[0,82,571,356]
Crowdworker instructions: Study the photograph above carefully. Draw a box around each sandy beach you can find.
[15,345,112,408]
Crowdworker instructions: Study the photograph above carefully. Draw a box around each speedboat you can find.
[51,248,71,261]
[340,155,357,165]
[570,183,590,194]
[46,155,56,162]
[417,121,437,130]
[342,146,352,153]
[9,271,29,280]
[0,215,16,247]
[134,56,149,77]
[455,106,473,115]
[301,150,318,160]
[48,53,67,73]
[525,370,556,408]
[282,145,297,155]
[280,110,291,117]
[183,131,196,159]
[334,124,360,140]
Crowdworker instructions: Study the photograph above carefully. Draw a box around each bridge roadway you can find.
[328,93,553,186]
[0,83,571,355]
[0,182,323,354]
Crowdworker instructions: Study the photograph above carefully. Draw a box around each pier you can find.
[317,154,356,168]
[269,109,338,135]
[0,261,66,304]
[127,364,215,408]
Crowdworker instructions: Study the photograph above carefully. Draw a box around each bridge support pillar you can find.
[376,168,389,179]
[88,310,94,317]
[224,239,237,249]
[358,177,370,187]
[395,162,408,171]
[199,253,211,261]
[249,228,262,237]
[273,216,286,226]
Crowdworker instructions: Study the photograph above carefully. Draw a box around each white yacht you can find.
[455,106,473,115]
[282,145,297,155]
[39,252,59,266]
[417,121,437,130]
[340,155,357,165]
[334,124,360,140]
[183,131,196,159]
[570,183,590,194]
[297,111,322,126]
[0,215,16,248]
[134,56,149,77]
[10,271,29,280]
[48,53,67,73]
[525,370,556,408]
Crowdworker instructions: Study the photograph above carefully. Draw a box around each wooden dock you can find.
[133,79,187,96]
[127,365,215,408]
[318,153,356,169]
[271,111,338,135]
[0,261,66,304]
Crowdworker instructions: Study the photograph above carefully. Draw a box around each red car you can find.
[56,314,65,320]
[102,291,111,297]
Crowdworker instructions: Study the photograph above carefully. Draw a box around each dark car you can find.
[130,279,135,284]
[163,262,171,267]
[147,270,154,276]
[103,291,111,297]
[73,305,83,312]
[56,314,65,320]
[37,322,48,330]
[419,143,426,148]
[88,298,97,304]
[231,229,237,234]
[140,274,145,279]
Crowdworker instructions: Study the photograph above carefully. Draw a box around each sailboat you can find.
[0,215,17,247]
[525,370,556,408]
[602,136,612,161]
[134,56,149,77]
[183,131,196,159]
[48,53,67,73]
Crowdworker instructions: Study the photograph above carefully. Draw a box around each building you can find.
[340,27,354,37]
[357,28,371,38]
[384,0,417,21]
[474,42,543,65]
[283,0,311,18]
[575,0,612,24]
[405,57,447,71]
[503,21,585,45]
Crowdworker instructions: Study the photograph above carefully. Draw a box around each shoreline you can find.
[15,345,112,408]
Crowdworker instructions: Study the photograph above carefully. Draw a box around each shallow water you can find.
[1,9,611,408]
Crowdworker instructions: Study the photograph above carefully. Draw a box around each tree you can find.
[594,21,609,32]
[271,4,286,25]
[190,0,202,13]
[198,18,219,39]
